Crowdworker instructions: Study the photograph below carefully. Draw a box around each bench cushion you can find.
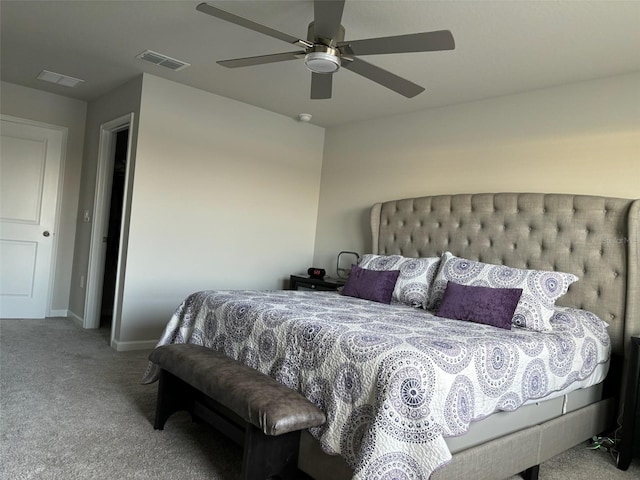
[149,344,326,436]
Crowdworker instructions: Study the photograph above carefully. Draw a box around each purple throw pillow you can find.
[341,265,400,304]
[436,281,523,330]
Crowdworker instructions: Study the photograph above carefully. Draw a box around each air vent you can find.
[36,70,84,88]
[136,50,190,71]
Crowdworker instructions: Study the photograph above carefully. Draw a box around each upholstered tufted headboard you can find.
[370,193,639,361]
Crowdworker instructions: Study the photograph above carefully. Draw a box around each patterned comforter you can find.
[143,290,611,479]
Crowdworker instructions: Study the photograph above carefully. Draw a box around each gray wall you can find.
[0,81,87,315]
[4,71,638,347]
[110,74,325,347]
[68,76,143,320]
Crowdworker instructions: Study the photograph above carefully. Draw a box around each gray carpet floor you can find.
[1,317,638,480]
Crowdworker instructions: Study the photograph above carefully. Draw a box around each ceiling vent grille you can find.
[36,70,84,88]
[136,50,190,71]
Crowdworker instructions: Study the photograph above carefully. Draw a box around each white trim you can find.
[47,127,68,318]
[111,338,157,352]
[84,113,135,333]
[110,116,136,348]
[67,310,83,327]
[0,114,68,319]
[49,309,68,318]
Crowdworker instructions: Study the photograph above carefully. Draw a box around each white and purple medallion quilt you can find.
[143,290,610,479]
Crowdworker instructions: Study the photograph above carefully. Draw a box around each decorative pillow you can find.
[436,281,523,330]
[429,252,578,332]
[358,254,441,309]
[341,265,400,304]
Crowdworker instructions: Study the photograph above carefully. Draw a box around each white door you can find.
[0,116,65,318]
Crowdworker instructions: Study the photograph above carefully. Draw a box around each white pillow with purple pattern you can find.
[358,254,441,309]
[428,252,578,332]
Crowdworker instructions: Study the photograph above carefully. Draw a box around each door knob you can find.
[43,231,50,237]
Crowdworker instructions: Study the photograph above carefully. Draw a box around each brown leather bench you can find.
[149,344,326,480]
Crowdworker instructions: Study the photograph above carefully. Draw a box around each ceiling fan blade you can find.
[313,0,345,41]
[339,30,455,55]
[311,73,332,99]
[196,2,304,45]
[341,57,425,98]
[217,51,304,68]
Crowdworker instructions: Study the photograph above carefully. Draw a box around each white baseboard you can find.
[111,338,158,352]
[51,309,158,351]
[67,310,84,327]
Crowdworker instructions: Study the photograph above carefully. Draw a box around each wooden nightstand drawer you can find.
[289,275,345,291]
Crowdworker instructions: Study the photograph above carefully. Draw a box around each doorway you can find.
[84,113,135,347]
[99,129,128,329]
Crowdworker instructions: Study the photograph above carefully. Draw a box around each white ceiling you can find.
[2,0,639,127]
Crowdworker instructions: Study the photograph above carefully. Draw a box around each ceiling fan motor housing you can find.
[307,21,346,45]
[304,21,345,74]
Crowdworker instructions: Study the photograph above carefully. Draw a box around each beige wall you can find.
[116,74,324,346]
[0,81,87,315]
[313,72,640,274]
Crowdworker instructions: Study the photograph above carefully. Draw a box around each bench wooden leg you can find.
[521,464,540,480]
[154,370,189,430]
[242,425,301,480]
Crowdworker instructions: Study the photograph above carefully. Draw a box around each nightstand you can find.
[618,336,640,470]
[289,275,345,291]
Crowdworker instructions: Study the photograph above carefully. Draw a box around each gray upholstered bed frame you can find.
[300,193,639,480]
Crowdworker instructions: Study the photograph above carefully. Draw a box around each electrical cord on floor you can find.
[586,411,624,464]
[609,411,624,464]
[587,435,615,451]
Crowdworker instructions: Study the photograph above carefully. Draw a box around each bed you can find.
[145,192,639,479]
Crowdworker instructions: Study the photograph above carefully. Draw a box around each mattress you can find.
[298,383,606,479]
[144,289,611,480]
[446,379,605,452]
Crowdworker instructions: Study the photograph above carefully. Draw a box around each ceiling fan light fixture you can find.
[304,46,341,74]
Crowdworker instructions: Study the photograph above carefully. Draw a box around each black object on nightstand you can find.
[618,336,640,470]
[289,275,345,291]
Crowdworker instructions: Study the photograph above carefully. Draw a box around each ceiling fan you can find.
[196,1,455,99]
